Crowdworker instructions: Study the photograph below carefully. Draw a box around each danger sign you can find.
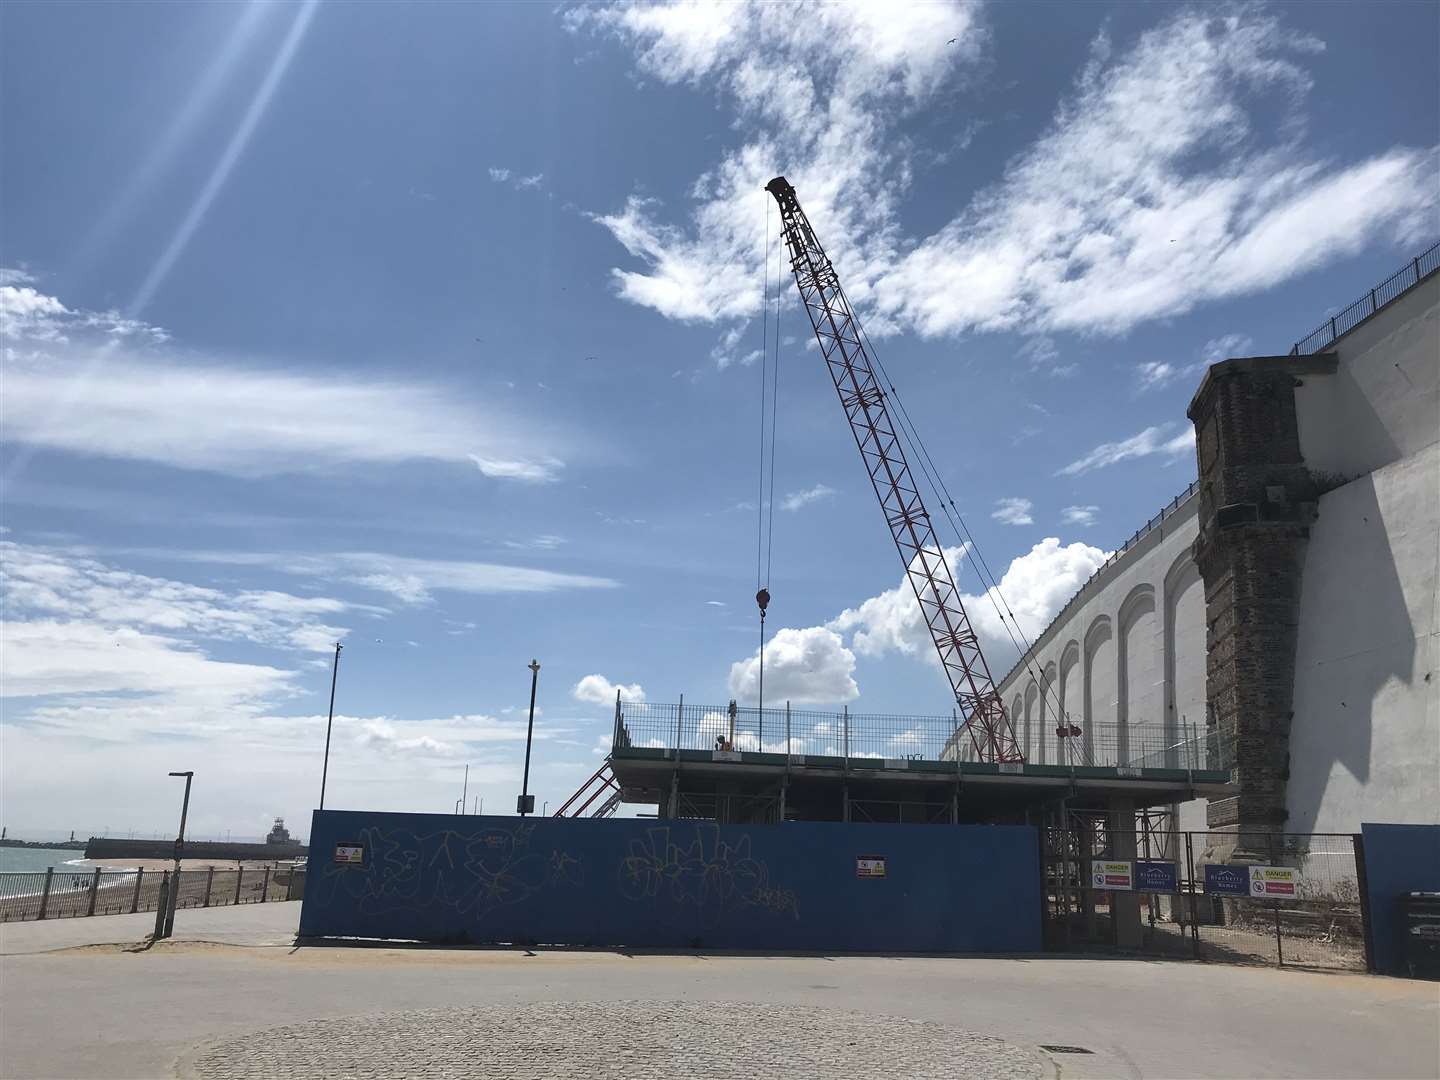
[1091,860,1133,890]
[1249,865,1301,897]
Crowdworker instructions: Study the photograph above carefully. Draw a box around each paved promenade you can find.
[1,904,1436,1079]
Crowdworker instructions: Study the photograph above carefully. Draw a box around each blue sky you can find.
[2,1,1436,839]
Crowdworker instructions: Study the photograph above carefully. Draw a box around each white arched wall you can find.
[1084,616,1116,764]
[1058,640,1082,737]
[1119,584,1160,765]
[1022,681,1039,762]
[996,490,1202,768]
[1038,662,1057,764]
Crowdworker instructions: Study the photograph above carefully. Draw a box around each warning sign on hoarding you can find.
[1204,864,1250,896]
[856,855,887,879]
[1249,865,1301,897]
[1091,860,1133,890]
[333,842,365,865]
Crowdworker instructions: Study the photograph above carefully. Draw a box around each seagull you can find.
[947,37,957,44]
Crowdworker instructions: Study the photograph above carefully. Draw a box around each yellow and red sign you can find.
[1091,860,1133,890]
[1250,865,1301,897]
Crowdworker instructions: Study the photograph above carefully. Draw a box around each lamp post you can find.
[319,642,343,810]
[518,660,540,816]
[163,771,193,938]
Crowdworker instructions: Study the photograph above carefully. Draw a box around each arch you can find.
[1083,614,1115,764]
[1118,584,1159,765]
[1163,552,1205,766]
[1022,680,1040,761]
[1058,639,1082,765]
[1038,661,1057,763]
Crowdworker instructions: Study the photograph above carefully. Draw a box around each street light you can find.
[162,771,193,938]
[518,660,540,816]
[319,642,343,810]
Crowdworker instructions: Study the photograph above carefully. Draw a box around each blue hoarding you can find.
[300,810,1042,953]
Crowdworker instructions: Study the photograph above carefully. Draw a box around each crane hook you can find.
[755,587,770,615]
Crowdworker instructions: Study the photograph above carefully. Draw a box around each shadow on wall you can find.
[1286,474,1417,834]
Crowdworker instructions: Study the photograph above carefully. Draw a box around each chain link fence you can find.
[0,864,306,923]
[1044,828,1366,971]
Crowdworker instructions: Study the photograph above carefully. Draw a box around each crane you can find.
[765,176,1023,763]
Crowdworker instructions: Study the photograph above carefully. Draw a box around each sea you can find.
[0,847,105,873]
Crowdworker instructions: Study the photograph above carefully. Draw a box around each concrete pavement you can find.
[0,901,299,955]
[1,904,1436,1079]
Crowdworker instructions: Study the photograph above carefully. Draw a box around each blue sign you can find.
[1204,864,1250,896]
[1134,861,1178,893]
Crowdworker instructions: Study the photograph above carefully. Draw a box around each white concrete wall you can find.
[997,493,1203,767]
[1295,273,1439,479]
[1286,443,1440,833]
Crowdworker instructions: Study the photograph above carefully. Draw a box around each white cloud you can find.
[728,626,858,705]
[1136,333,1256,392]
[488,167,545,192]
[1061,505,1100,527]
[2,540,350,655]
[991,497,1034,526]
[1200,333,1256,363]
[575,6,1437,351]
[826,538,1109,677]
[573,674,646,706]
[781,483,837,512]
[2,281,569,482]
[1057,423,1195,476]
[150,547,618,606]
[570,1,984,326]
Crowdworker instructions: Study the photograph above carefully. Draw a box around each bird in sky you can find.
[947,37,957,44]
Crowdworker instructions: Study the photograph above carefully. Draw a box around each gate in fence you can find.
[0,865,307,923]
[1043,815,1368,971]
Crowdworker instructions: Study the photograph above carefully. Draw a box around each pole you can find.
[319,642,342,810]
[520,660,540,816]
[462,765,469,815]
[164,771,193,938]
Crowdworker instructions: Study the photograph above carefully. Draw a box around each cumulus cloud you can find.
[826,538,1110,678]
[728,626,858,705]
[991,497,1034,526]
[573,674,646,706]
[573,5,1437,355]
[781,484,837,512]
[1058,424,1196,476]
[1,279,570,482]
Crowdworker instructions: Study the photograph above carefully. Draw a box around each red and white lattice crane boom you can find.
[765,176,1023,764]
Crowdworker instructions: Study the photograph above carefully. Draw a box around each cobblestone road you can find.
[182,1000,1045,1079]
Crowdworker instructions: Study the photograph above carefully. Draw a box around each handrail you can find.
[1290,240,1440,356]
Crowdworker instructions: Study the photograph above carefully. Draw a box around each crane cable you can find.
[753,196,779,719]
[843,291,1081,762]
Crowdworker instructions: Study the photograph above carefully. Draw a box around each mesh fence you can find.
[617,701,1230,771]
[1044,829,1365,971]
[0,865,306,923]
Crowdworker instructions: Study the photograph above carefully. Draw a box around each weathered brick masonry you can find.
[1187,353,1338,843]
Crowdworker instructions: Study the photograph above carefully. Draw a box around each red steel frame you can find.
[766,176,1022,763]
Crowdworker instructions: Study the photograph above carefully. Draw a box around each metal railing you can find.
[1290,241,1440,355]
[0,865,306,923]
[615,701,1231,772]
